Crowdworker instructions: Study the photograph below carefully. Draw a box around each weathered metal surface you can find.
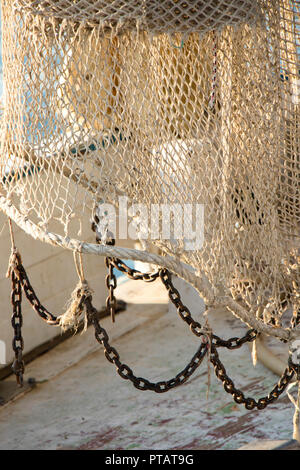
[0,280,297,450]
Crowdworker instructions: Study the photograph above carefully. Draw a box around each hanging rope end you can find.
[58,279,92,333]
[252,339,258,367]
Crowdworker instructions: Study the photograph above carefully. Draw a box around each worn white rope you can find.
[287,380,300,442]
[5,217,21,280]
[73,250,85,282]
[1,195,300,342]
[0,196,214,300]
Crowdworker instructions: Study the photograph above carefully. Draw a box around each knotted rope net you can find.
[0,0,299,343]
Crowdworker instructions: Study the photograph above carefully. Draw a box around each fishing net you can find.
[0,0,299,343]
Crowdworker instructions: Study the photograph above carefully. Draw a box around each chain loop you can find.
[8,247,296,411]
[109,258,160,282]
[105,257,117,323]
[210,344,295,409]
[160,268,258,348]
[85,294,208,393]
[19,263,60,325]
[11,269,25,386]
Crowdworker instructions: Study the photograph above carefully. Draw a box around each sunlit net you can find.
[0,0,299,334]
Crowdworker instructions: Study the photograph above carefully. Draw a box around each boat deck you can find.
[0,279,297,450]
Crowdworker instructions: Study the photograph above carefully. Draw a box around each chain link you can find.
[91,216,159,282]
[11,269,25,386]
[211,329,257,349]
[92,220,159,324]
[210,344,295,410]
[18,263,60,326]
[159,268,257,347]
[84,294,208,393]
[8,247,296,409]
[158,267,294,409]
[109,258,160,282]
[89,230,209,391]
[105,254,159,322]
[159,268,205,337]
[105,256,117,323]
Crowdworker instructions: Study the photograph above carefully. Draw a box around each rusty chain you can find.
[104,254,159,324]
[159,268,297,409]
[210,344,296,410]
[85,294,208,393]
[92,217,159,282]
[93,219,159,323]
[86,271,297,405]
[101,236,118,324]
[159,268,207,338]
[9,252,209,391]
[99,247,297,406]
[105,256,117,324]
[17,262,60,326]
[109,258,160,282]
[94,233,210,390]
[8,246,298,409]
[159,268,257,348]
[11,269,25,386]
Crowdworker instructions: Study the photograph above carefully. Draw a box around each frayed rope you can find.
[58,279,93,333]
[6,249,21,279]
[6,218,21,279]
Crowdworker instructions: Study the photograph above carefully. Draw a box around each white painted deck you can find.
[0,279,296,450]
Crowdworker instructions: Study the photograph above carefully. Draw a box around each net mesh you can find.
[0,1,299,332]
